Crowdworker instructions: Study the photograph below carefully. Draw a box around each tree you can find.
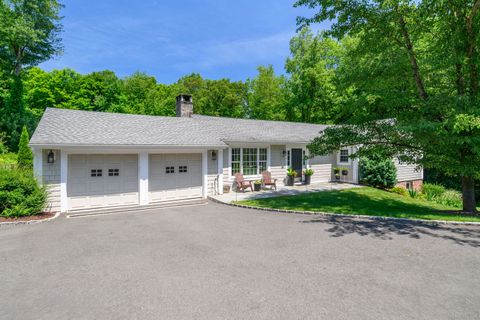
[0,0,63,77]
[17,125,32,169]
[80,70,122,112]
[0,0,63,150]
[196,79,248,118]
[285,28,341,123]
[246,65,288,120]
[296,0,480,212]
[174,74,249,118]
[121,72,158,114]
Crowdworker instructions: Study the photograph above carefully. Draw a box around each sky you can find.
[40,0,330,83]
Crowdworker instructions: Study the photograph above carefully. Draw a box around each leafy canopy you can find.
[0,0,63,76]
[296,0,480,212]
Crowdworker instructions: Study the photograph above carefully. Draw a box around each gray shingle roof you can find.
[30,108,329,147]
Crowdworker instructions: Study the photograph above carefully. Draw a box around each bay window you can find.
[231,147,268,176]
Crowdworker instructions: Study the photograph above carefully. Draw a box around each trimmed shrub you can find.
[0,168,47,217]
[0,153,17,168]
[421,183,446,201]
[360,154,397,189]
[435,190,462,208]
[17,126,33,169]
[389,186,408,196]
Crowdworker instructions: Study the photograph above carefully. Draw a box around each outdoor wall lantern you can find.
[282,150,287,157]
[47,150,55,164]
[211,150,217,161]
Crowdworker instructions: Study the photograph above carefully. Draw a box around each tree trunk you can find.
[462,176,477,213]
[466,0,480,95]
[14,46,23,77]
[455,63,465,95]
[398,15,428,100]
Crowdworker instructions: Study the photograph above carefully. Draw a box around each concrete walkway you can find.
[210,182,359,203]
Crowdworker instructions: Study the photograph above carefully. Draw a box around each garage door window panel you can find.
[91,169,102,177]
[108,168,119,176]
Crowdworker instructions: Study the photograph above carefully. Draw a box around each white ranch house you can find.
[30,95,423,213]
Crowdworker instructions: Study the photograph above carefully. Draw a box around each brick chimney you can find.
[176,94,193,117]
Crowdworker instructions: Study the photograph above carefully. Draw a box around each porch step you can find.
[66,198,207,218]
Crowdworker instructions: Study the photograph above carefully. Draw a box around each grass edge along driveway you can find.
[235,187,480,223]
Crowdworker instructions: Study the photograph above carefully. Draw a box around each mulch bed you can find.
[0,212,56,223]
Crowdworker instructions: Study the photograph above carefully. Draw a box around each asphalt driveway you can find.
[1,202,479,320]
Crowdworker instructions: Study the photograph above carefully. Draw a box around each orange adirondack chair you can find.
[234,173,253,192]
[262,171,277,190]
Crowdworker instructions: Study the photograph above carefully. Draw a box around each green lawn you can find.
[235,187,480,223]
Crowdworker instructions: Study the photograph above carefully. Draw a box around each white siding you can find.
[42,149,61,212]
[333,152,355,182]
[222,167,233,191]
[207,150,217,175]
[395,160,423,182]
[309,155,333,183]
[270,145,286,185]
[205,150,224,195]
[309,164,332,183]
[207,174,218,195]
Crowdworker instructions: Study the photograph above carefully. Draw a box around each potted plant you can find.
[223,185,231,193]
[253,180,262,191]
[333,167,341,181]
[286,167,297,186]
[341,167,349,176]
[303,168,314,185]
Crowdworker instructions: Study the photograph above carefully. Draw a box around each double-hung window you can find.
[338,149,350,164]
[231,147,268,176]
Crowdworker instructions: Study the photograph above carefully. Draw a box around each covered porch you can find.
[209,181,359,204]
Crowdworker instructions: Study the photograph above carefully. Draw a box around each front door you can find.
[291,148,303,181]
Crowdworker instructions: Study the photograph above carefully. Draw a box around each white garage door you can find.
[149,154,202,202]
[68,154,139,211]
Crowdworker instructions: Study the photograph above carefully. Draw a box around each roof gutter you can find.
[221,139,313,145]
[29,143,228,149]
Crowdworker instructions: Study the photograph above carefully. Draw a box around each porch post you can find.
[202,150,208,198]
[267,146,271,172]
[138,152,149,205]
[306,148,311,169]
[60,150,68,212]
[352,147,359,184]
[217,149,223,195]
